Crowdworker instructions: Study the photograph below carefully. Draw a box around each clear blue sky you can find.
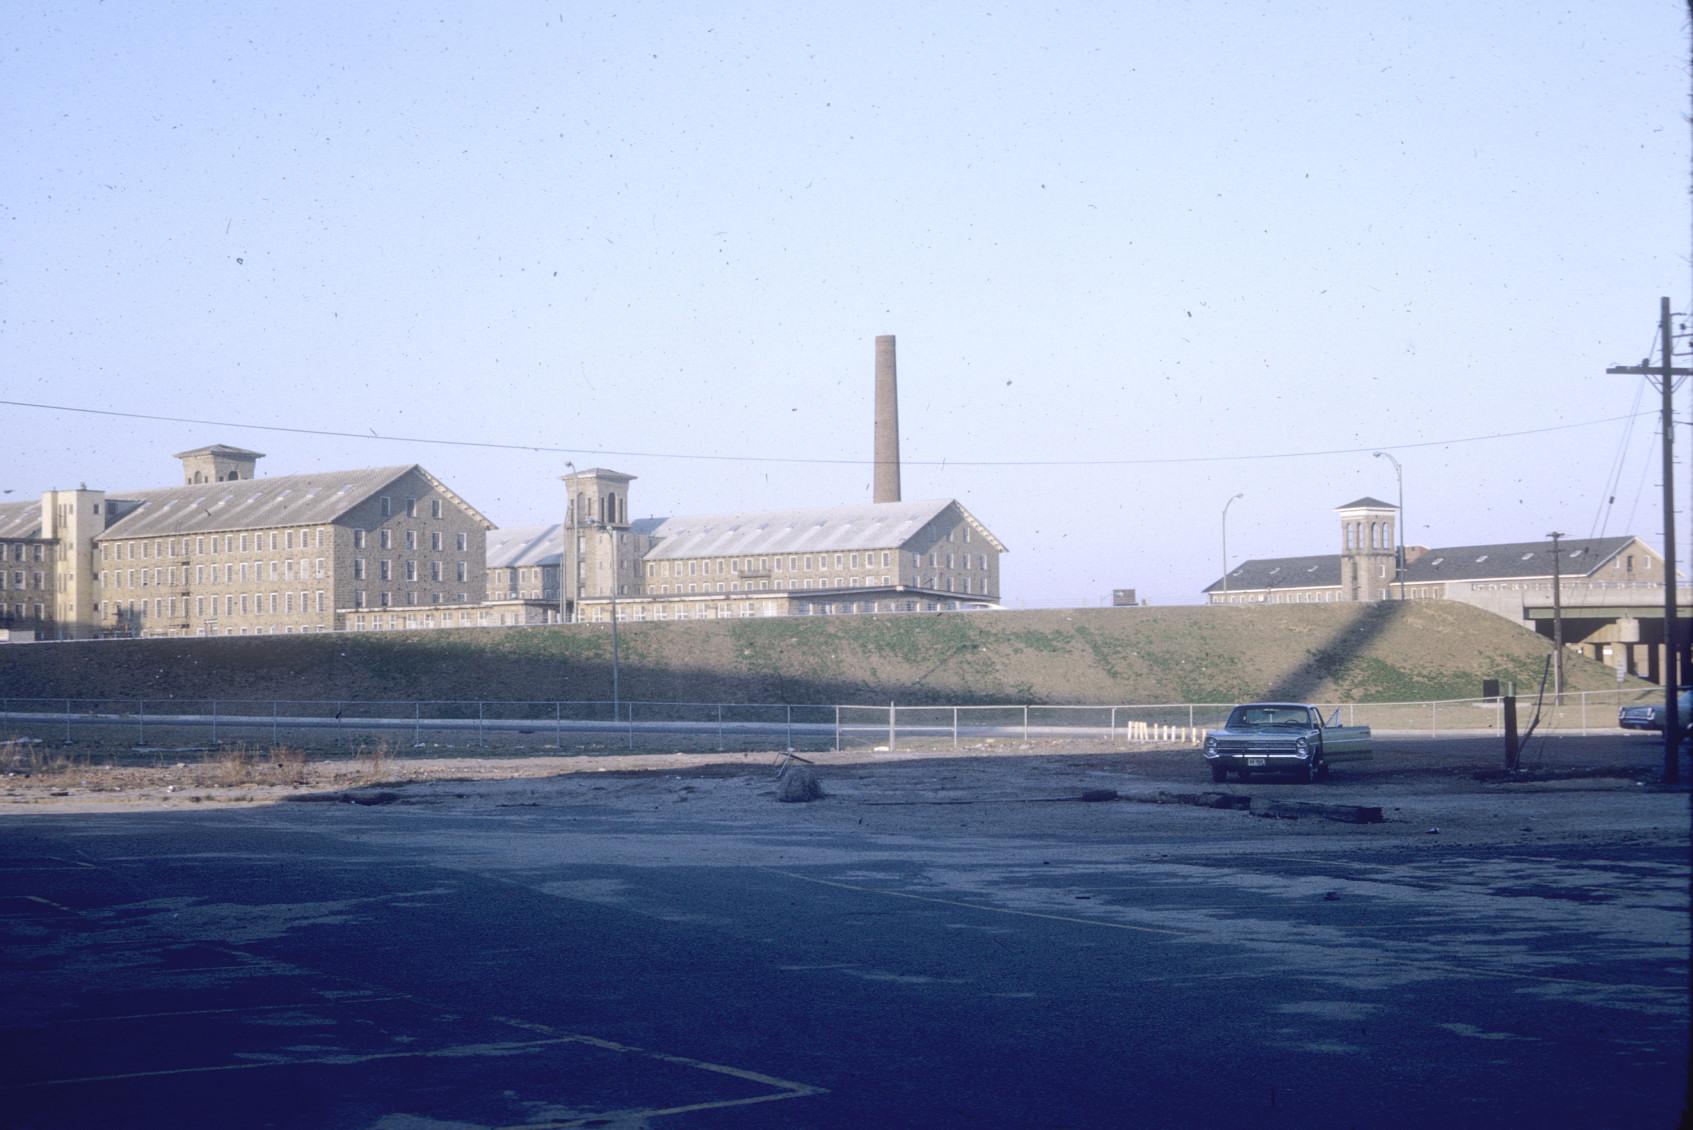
[4,1,1687,605]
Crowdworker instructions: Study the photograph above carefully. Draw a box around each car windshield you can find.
[1227,706,1310,728]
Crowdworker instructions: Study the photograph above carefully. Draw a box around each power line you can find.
[0,398,1657,470]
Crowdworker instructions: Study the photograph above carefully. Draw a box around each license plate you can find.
[1247,758,1266,767]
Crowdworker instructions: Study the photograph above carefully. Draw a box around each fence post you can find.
[786,704,793,751]
[1110,706,1117,743]
[65,698,71,744]
[556,701,562,748]
[888,701,896,753]
[212,699,218,746]
[272,702,279,746]
[1023,705,1029,743]
[1430,701,1436,738]
[138,698,144,745]
[835,704,841,752]
[953,706,959,750]
[479,701,485,749]
[717,704,724,752]
[626,701,634,751]
[415,702,421,746]
[1580,691,1588,736]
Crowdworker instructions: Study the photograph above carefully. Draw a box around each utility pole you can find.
[1547,531,1565,704]
[1607,297,1691,784]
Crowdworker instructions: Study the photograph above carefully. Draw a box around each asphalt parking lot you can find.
[1,734,1687,1128]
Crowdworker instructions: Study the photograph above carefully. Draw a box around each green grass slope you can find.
[0,602,1632,706]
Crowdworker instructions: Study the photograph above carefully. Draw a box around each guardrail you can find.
[0,688,1662,758]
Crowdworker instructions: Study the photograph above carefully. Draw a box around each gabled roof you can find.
[1336,496,1396,511]
[1208,553,1341,594]
[1205,535,1649,593]
[638,498,1006,560]
[1405,536,1639,583]
[487,524,562,568]
[0,501,42,540]
[95,465,493,540]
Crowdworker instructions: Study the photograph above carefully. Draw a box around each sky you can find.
[3,1,1689,607]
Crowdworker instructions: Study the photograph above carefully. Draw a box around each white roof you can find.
[487,524,562,568]
[637,498,1005,560]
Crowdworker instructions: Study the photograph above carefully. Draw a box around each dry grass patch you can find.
[189,745,310,788]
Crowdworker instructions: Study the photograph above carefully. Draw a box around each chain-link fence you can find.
[0,687,1666,761]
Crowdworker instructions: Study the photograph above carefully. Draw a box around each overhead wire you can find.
[1589,377,1648,540]
[0,398,1661,471]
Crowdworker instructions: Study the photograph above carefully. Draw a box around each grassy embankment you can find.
[0,601,1640,707]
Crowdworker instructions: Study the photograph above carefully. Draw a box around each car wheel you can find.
[1296,760,1313,784]
[1210,763,1228,783]
[1313,751,1330,782]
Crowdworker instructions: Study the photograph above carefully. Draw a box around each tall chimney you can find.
[873,334,901,503]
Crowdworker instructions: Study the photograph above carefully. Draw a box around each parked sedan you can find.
[1202,702,1371,783]
[1618,689,1693,731]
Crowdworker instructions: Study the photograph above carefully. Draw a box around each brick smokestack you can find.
[873,334,901,503]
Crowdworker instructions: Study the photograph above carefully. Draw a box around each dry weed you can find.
[359,738,394,781]
[190,745,312,788]
[1,739,85,781]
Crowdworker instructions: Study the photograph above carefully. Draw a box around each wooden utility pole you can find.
[1607,297,1691,784]
[1547,531,1565,705]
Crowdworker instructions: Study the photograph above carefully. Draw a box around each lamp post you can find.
[600,521,621,712]
[563,461,579,624]
[1221,492,1245,596]
[1372,451,1406,601]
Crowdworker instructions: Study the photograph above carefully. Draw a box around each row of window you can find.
[103,591,331,619]
[1,571,45,590]
[352,528,468,552]
[0,544,47,562]
[352,559,470,583]
[103,528,328,561]
[647,574,990,596]
[644,550,991,580]
[590,597,955,623]
[350,591,472,608]
[103,559,329,589]
[378,496,445,520]
[99,521,470,564]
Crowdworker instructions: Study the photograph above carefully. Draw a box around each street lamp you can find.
[563,461,578,624]
[1221,492,1245,596]
[599,520,621,712]
[1372,451,1406,601]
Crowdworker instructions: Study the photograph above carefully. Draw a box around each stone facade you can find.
[1203,498,1685,680]
[566,477,1005,623]
[0,449,492,640]
[1,446,1006,641]
[0,538,54,635]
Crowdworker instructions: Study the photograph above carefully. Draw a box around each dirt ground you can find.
[3,732,1686,855]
